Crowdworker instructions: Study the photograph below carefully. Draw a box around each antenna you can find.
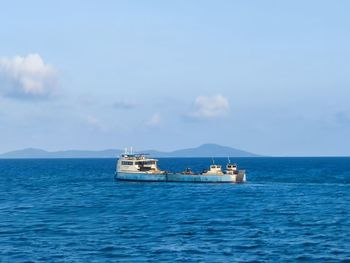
[228,156,231,164]
[124,147,128,154]
[130,146,133,155]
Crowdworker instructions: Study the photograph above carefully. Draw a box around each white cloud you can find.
[146,113,161,127]
[189,94,230,120]
[113,99,137,109]
[0,54,58,99]
[85,115,107,131]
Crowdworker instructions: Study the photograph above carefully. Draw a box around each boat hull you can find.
[115,172,246,183]
[116,172,167,182]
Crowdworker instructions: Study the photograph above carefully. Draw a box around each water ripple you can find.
[0,158,350,262]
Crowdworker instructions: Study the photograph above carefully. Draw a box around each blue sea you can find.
[1,157,350,262]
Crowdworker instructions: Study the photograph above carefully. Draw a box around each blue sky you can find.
[0,0,350,156]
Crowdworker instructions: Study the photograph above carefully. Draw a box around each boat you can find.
[115,148,246,183]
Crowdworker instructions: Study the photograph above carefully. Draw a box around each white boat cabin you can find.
[225,163,238,175]
[202,164,224,175]
[117,152,162,174]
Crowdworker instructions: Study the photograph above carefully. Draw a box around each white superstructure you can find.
[202,164,224,176]
[117,149,165,174]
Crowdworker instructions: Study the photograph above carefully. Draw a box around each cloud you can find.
[113,99,137,109]
[85,115,107,131]
[188,94,229,120]
[0,54,58,99]
[146,113,161,127]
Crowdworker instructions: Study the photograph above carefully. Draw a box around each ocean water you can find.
[0,157,350,262]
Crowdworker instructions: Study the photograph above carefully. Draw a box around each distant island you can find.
[0,144,260,159]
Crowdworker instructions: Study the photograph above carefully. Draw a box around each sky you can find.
[0,0,350,156]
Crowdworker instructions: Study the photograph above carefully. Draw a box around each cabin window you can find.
[131,160,156,165]
[143,161,156,165]
[121,161,134,165]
